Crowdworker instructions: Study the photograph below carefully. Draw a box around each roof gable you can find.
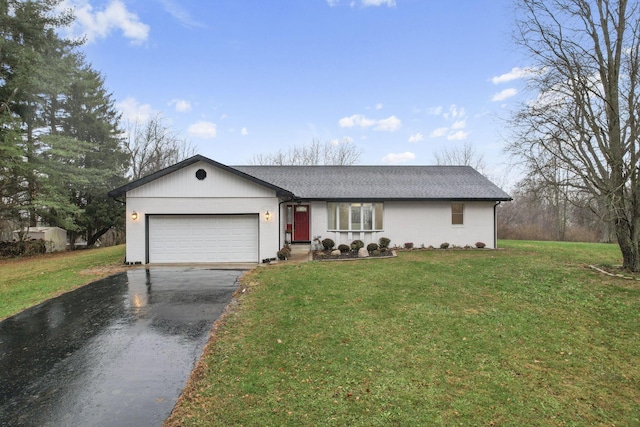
[108,155,294,198]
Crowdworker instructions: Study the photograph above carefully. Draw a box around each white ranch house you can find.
[108,155,511,264]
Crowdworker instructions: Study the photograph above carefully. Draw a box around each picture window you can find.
[327,202,383,231]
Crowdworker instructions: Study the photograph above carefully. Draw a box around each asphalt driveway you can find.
[0,268,245,427]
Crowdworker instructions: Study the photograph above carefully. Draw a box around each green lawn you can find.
[166,240,640,426]
[0,245,126,319]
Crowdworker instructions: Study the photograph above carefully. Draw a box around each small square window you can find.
[452,203,464,225]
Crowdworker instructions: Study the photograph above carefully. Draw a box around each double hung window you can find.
[451,203,464,225]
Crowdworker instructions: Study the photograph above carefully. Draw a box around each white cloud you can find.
[169,99,192,112]
[447,130,469,141]
[241,127,248,136]
[188,121,217,139]
[491,67,537,84]
[408,133,424,143]
[62,0,150,44]
[492,88,518,102]
[443,105,465,120]
[328,0,395,7]
[117,96,154,122]
[362,0,396,7]
[374,115,402,131]
[375,103,383,110]
[430,127,448,138]
[339,114,376,128]
[382,152,416,165]
[428,106,443,116]
[338,114,401,131]
[158,0,203,27]
[452,119,466,130]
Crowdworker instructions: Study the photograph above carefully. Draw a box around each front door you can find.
[293,205,310,241]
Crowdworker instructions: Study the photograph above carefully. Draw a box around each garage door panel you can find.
[149,215,258,263]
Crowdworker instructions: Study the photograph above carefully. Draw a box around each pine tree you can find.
[60,64,128,246]
[0,0,128,247]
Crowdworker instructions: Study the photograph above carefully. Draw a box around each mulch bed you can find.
[312,250,396,261]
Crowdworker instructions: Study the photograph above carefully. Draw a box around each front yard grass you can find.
[166,240,640,426]
[0,245,126,320]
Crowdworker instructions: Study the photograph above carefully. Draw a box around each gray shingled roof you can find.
[108,155,511,201]
[234,165,511,201]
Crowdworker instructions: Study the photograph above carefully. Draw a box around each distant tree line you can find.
[497,177,612,244]
[250,138,362,166]
[433,143,610,244]
[0,0,191,248]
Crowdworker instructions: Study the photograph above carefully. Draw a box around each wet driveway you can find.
[0,268,245,427]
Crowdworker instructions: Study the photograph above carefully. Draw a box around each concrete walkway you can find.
[286,244,312,263]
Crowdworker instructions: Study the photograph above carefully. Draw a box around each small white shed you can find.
[13,227,68,252]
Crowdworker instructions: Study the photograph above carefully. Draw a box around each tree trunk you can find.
[87,227,111,247]
[615,216,640,272]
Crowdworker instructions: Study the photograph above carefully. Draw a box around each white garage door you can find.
[148,215,258,263]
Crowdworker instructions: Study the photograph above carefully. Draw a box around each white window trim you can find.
[451,202,465,226]
[327,202,383,232]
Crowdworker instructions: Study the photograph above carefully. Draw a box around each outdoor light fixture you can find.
[131,211,139,221]
[265,211,271,221]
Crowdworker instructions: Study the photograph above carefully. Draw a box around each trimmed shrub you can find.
[404,242,414,249]
[475,241,486,249]
[440,242,450,249]
[372,249,381,256]
[321,238,335,251]
[351,240,364,251]
[380,247,388,253]
[367,242,379,252]
[378,237,391,249]
[338,244,350,253]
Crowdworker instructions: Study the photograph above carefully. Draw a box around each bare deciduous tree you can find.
[250,138,362,165]
[507,0,640,270]
[433,142,487,175]
[123,114,195,180]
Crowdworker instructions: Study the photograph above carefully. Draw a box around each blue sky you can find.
[61,0,530,184]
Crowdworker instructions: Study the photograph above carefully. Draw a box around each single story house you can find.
[108,155,511,264]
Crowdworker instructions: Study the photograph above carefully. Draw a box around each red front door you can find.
[293,205,310,241]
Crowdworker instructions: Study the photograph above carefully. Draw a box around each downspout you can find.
[493,201,501,249]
